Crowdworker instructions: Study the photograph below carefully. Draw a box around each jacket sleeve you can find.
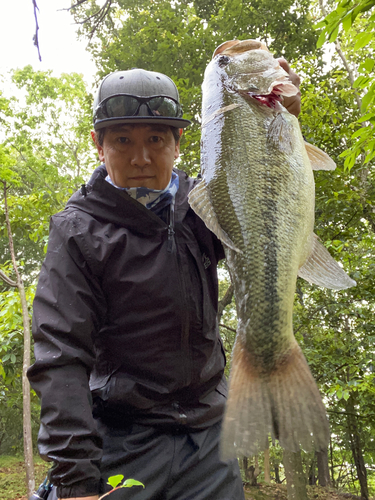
[28,212,107,499]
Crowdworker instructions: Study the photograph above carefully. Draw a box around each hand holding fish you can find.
[277,58,301,118]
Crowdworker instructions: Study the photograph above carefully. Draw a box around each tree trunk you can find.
[2,182,35,497]
[346,395,369,500]
[329,437,335,488]
[275,465,281,484]
[20,280,34,497]
[308,455,316,485]
[283,449,308,500]
[264,447,271,483]
[242,457,248,478]
[316,449,331,487]
[242,456,260,486]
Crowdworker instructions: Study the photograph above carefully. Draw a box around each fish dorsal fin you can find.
[298,234,356,289]
[188,179,242,253]
[305,143,336,171]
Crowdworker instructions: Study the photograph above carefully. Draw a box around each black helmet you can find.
[93,69,191,130]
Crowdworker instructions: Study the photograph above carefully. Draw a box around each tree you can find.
[0,151,34,497]
[0,67,96,495]
[316,0,375,170]
[283,450,308,500]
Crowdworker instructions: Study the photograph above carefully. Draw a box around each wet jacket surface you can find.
[27,165,226,498]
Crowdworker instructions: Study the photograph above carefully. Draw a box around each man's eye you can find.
[150,136,162,143]
[117,137,128,144]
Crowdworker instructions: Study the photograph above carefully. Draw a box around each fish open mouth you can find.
[243,85,285,109]
[248,92,283,108]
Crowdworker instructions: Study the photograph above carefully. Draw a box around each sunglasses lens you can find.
[148,97,181,117]
[96,95,182,120]
[105,96,139,117]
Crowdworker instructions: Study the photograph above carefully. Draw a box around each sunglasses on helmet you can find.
[94,94,183,121]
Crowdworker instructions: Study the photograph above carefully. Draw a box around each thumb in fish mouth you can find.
[276,58,301,118]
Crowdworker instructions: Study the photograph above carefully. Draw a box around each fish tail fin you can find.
[220,338,329,459]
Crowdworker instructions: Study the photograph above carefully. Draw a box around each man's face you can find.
[91,124,180,190]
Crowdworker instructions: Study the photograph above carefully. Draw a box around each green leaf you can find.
[341,12,353,31]
[351,127,367,139]
[361,87,375,113]
[364,149,375,164]
[314,20,327,29]
[343,390,350,401]
[344,154,356,171]
[357,112,375,123]
[107,475,124,489]
[354,32,373,51]
[329,25,340,43]
[122,479,145,488]
[353,75,371,89]
[316,30,327,49]
[359,58,375,74]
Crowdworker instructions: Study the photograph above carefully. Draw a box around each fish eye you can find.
[218,55,231,67]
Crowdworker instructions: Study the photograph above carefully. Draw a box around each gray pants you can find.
[98,419,245,500]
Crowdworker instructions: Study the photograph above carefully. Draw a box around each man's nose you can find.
[130,145,151,167]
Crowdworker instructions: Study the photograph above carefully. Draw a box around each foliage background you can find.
[1,0,374,495]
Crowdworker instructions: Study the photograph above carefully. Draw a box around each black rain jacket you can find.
[28,166,227,498]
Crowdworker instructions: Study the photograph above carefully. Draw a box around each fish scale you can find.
[189,39,356,458]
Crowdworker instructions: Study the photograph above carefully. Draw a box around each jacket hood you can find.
[66,165,197,235]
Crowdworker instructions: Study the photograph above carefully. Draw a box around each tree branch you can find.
[74,0,114,40]
[0,269,17,287]
[60,0,89,11]
[219,323,237,334]
[217,282,234,323]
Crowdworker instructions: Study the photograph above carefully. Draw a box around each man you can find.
[28,62,300,500]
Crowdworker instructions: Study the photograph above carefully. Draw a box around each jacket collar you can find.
[65,165,196,234]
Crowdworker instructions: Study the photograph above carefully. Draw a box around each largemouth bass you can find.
[188,39,356,458]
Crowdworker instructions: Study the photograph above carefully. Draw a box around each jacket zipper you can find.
[170,205,191,388]
[167,199,175,253]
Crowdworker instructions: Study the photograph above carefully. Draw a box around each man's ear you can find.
[174,129,183,159]
[91,130,105,162]
[174,140,180,160]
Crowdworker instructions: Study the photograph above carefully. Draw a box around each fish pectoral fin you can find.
[305,142,336,171]
[202,103,241,128]
[298,233,356,289]
[267,113,295,154]
[188,179,242,253]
